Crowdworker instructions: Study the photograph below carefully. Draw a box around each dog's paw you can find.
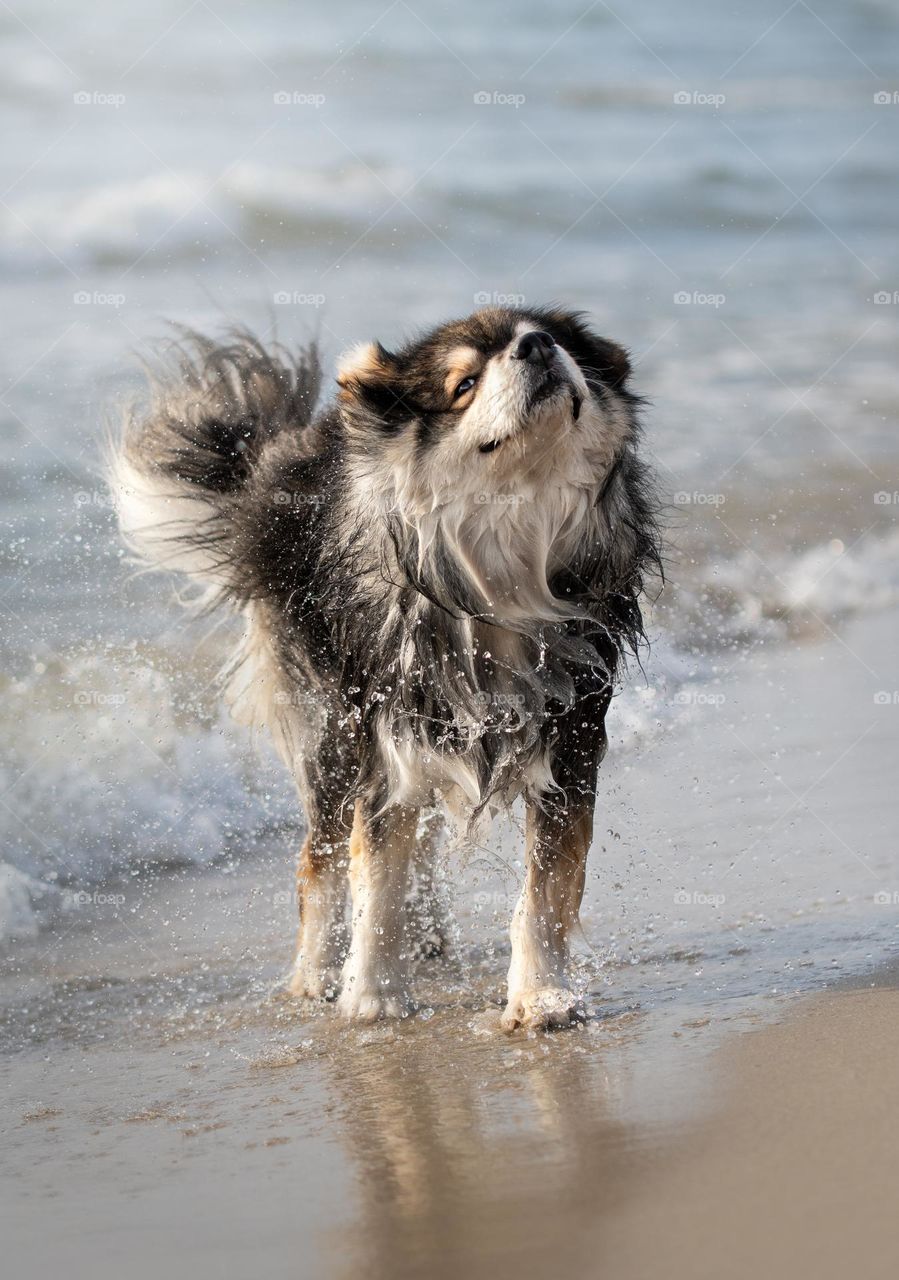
[336,986,415,1023]
[500,987,586,1033]
[286,962,341,1002]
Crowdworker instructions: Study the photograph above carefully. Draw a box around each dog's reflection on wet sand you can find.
[313,1006,658,1280]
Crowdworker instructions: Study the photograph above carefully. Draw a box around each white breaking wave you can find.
[0,633,702,944]
[0,865,49,942]
[668,529,899,645]
[2,529,896,945]
[0,654,296,944]
[0,162,413,269]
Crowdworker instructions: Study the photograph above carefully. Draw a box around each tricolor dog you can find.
[112,306,660,1030]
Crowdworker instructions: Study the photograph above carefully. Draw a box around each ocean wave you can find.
[666,529,899,647]
[0,161,413,270]
[3,143,891,275]
[0,635,698,945]
[0,654,296,943]
[561,79,873,110]
[0,864,49,942]
[2,526,896,945]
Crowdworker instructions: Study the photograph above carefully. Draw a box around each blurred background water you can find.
[1,0,897,942]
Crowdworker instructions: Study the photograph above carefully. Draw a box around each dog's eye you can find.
[453,375,477,400]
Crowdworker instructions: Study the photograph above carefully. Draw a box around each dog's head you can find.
[335,306,637,515]
[334,305,649,628]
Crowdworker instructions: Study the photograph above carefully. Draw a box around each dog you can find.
[111,305,660,1030]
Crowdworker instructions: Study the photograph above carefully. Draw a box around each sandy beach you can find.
[7,985,899,1280]
[596,984,899,1280]
[3,604,898,1279]
[2,2,898,1273]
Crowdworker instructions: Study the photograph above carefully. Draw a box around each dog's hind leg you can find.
[287,723,357,1001]
[337,799,419,1022]
[288,830,349,1001]
[406,802,451,962]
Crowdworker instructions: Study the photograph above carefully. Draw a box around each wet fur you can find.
[111,305,661,1028]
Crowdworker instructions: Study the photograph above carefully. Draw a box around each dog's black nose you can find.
[513,330,555,364]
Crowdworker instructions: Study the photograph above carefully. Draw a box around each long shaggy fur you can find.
[110,306,665,1028]
[112,310,661,817]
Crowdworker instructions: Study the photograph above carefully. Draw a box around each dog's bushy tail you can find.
[109,330,321,593]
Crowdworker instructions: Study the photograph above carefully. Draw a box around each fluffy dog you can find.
[112,305,660,1029]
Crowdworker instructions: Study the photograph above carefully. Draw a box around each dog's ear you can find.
[584,333,631,389]
[336,341,396,393]
[540,310,632,390]
[336,342,412,429]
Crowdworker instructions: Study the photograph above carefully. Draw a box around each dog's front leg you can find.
[501,800,593,1031]
[337,799,418,1022]
[502,683,609,1032]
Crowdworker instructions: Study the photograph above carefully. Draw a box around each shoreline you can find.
[5,966,899,1279]
[2,605,898,1278]
[592,983,899,1280]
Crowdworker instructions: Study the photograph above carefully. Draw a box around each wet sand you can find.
[2,607,898,1278]
[5,971,899,1280]
[596,982,899,1280]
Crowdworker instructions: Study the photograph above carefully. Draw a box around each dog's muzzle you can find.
[511,330,556,367]
[478,332,582,453]
[513,332,582,422]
